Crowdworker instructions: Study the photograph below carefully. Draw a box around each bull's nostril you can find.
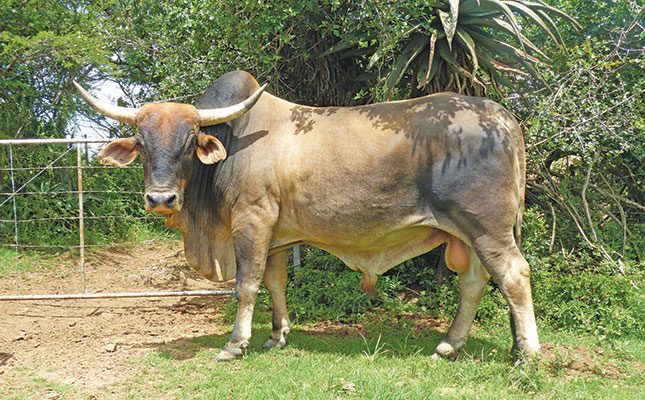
[165,194,177,208]
[146,192,178,211]
[145,193,157,207]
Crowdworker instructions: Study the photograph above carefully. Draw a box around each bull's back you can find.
[264,94,519,244]
[238,93,523,247]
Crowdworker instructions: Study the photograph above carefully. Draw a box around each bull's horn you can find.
[73,81,139,125]
[197,83,267,126]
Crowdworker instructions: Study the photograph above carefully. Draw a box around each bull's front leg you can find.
[215,223,272,362]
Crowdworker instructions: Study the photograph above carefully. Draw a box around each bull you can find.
[74,71,540,363]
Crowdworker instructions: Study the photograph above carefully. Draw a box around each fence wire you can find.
[0,138,235,300]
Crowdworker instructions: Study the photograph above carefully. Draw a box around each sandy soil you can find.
[0,241,234,398]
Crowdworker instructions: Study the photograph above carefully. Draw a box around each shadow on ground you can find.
[138,311,506,363]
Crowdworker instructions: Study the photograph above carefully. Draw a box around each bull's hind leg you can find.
[433,245,489,360]
[262,251,290,349]
[474,235,540,364]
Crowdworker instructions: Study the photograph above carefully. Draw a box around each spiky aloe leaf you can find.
[438,0,460,49]
[490,17,550,59]
[528,0,582,29]
[419,44,443,88]
[437,40,458,66]
[460,0,502,15]
[386,34,429,92]
[318,0,580,95]
[417,33,439,87]
[477,0,525,50]
[478,54,519,88]
[506,0,559,44]
[455,28,478,74]
[464,26,538,63]
[460,16,550,60]
[535,9,565,45]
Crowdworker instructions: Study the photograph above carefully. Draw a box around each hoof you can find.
[432,341,459,361]
[262,337,288,349]
[215,342,247,362]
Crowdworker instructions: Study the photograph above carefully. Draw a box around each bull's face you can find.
[96,104,228,215]
[73,82,266,216]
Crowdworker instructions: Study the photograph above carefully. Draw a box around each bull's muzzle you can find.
[144,190,181,214]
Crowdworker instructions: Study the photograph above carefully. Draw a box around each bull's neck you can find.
[164,129,233,234]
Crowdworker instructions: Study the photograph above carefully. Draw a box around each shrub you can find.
[285,247,403,323]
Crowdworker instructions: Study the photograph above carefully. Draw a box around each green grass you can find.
[116,312,644,400]
[0,368,73,400]
[0,248,65,277]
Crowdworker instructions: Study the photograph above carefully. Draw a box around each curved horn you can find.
[197,83,267,126]
[73,81,139,125]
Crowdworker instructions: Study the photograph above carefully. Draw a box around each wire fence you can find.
[0,137,235,300]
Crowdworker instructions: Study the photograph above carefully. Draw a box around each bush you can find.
[532,257,643,339]
[285,247,403,323]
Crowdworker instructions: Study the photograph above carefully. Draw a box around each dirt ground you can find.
[0,241,235,398]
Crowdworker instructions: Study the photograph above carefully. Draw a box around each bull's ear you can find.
[97,137,140,166]
[196,134,227,164]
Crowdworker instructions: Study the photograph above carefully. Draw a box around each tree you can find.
[0,0,111,139]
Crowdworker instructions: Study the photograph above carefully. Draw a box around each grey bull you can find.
[74,70,540,363]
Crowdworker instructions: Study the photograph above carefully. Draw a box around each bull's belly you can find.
[271,216,472,297]
[309,227,442,269]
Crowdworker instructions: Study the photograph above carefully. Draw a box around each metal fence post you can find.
[76,142,86,292]
[8,144,19,256]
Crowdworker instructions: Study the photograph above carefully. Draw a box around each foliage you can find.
[286,247,402,322]
[0,0,113,139]
[511,0,644,265]
[284,206,643,339]
[523,207,643,339]
[322,0,580,97]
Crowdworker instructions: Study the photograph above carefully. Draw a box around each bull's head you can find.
[74,82,266,216]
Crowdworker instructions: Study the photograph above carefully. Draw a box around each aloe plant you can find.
[324,0,580,97]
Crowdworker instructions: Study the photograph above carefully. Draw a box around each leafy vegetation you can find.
[321,0,581,97]
[283,206,642,340]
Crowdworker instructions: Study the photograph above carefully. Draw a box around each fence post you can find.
[76,142,86,292]
[8,144,19,256]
